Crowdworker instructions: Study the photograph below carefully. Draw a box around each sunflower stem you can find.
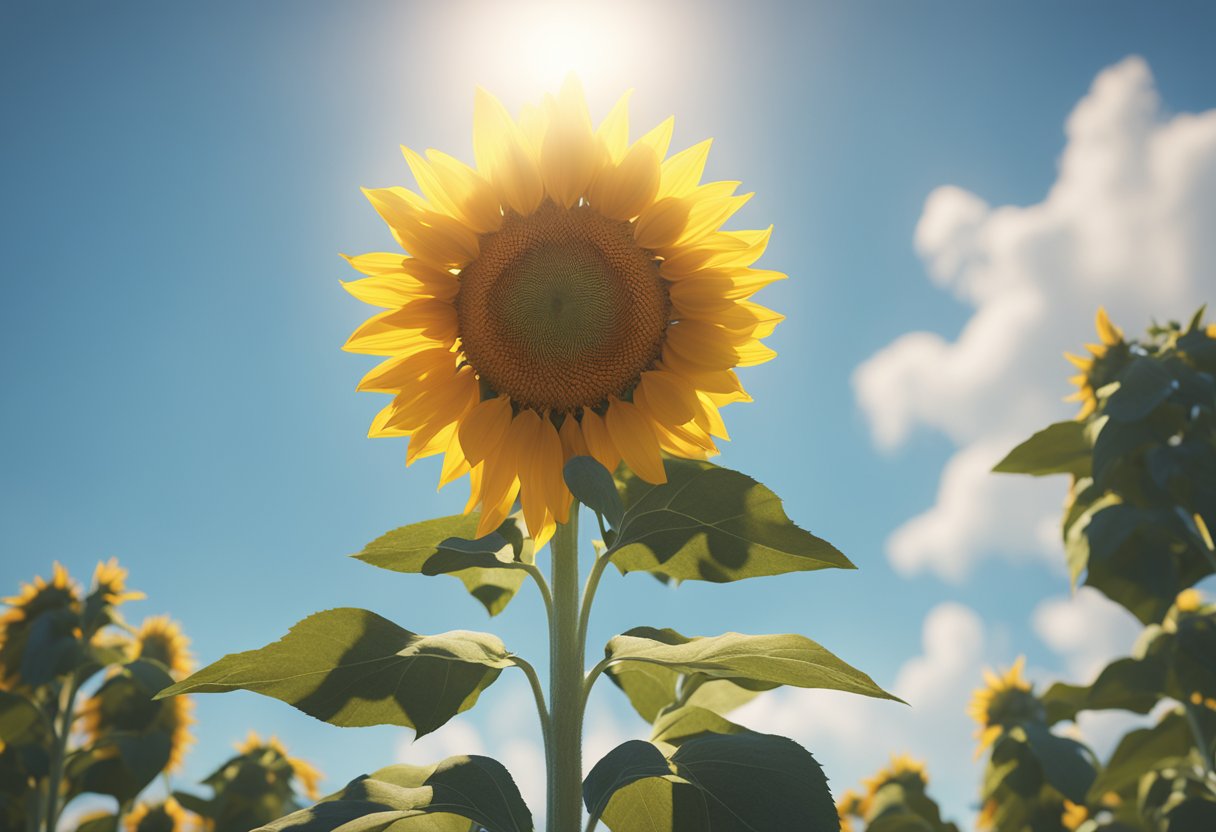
[547,503,583,832]
[43,673,79,832]
[511,656,551,764]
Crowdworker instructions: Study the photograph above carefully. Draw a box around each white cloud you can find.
[1032,586,1142,684]
[854,56,1216,580]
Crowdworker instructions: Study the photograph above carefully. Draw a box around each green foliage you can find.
[564,456,625,530]
[996,310,1216,626]
[603,626,901,706]
[609,457,855,583]
[256,755,531,832]
[159,608,512,736]
[586,719,838,832]
[352,512,537,616]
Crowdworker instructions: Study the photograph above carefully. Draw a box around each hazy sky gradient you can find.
[4,1,1215,826]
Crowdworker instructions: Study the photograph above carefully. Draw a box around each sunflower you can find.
[968,656,1043,752]
[836,788,866,832]
[236,731,323,800]
[90,558,145,607]
[134,615,195,678]
[344,77,783,544]
[860,753,928,798]
[1061,800,1089,831]
[125,797,194,832]
[0,562,81,688]
[1064,307,1129,420]
[79,616,196,773]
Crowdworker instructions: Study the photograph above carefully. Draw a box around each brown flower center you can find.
[456,202,670,412]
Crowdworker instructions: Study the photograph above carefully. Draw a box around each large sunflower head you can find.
[968,656,1043,752]
[1064,307,1129,420]
[0,563,81,688]
[235,731,323,801]
[344,77,783,543]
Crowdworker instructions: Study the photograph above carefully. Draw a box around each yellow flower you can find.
[0,563,81,688]
[134,615,195,678]
[344,77,783,544]
[79,617,196,773]
[837,787,867,831]
[861,753,928,798]
[1064,307,1127,420]
[236,730,324,800]
[91,558,146,607]
[1176,588,1203,613]
[1061,799,1089,831]
[968,656,1040,753]
[125,797,194,832]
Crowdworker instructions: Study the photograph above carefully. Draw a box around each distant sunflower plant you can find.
[159,78,902,832]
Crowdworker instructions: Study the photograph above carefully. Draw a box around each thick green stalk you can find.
[43,675,79,832]
[548,504,583,832]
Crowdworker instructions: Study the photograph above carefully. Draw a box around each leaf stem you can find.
[576,546,611,667]
[1186,702,1215,777]
[43,673,80,832]
[582,657,615,706]
[547,503,583,832]
[519,562,554,622]
[510,655,551,761]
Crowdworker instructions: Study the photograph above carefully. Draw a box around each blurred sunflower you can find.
[968,656,1042,752]
[1064,307,1128,420]
[91,558,145,607]
[0,562,81,688]
[1061,800,1089,831]
[79,615,196,772]
[836,788,866,832]
[861,753,928,797]
[125,797,194,832]
[236,731,323,800]
[344,77,783,543]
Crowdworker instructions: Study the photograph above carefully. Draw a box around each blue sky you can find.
[3,1,1216,827]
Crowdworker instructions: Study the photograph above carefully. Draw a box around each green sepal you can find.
[993,421,1092,478]
[157,609,512,736]
[258,755,532,832]
[352,513,535,617]
[564,456,624,529]
[610,458,854,584]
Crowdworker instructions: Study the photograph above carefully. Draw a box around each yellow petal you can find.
[458,396,513,464]
[605,398,666,484]
[423,148,504,234]
[540,75,597,208]
[536,417,570,525]
[587,141,661,221]
[674,187,752,248]
[693,391,730,440]
[362,187,480,268]
[407,420,459,467]
[635,369,699,426]
[665,320,741,371]
[342,301,458,354]
[1064,352,1093,371]
[559,414,589,460]
[660,349,748,394]
[635,116,674,162]
[437,429,472,489]
[597,89,634,163]
[633,196,691,249]
[580,408,621,473]
[657,139,712,200]
[341,252,408,276]
[356,347,456,393]
[1095,307,1123,346]
[510,410,551,539]
[473,87,544,216]
[659,227,772,279]
[341,270,458,307]
[735,339,778,367]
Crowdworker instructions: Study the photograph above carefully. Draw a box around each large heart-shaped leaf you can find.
[603,627,901,703]
[610,459,853,584]
[157,609,511,736]
[259,755,532,832]
[565,456,624,529]
[607,661,768,725]
[1042,655,1166,723]
[353,513,535,616]
[589,729,838,831]
[1019,723,1096,804]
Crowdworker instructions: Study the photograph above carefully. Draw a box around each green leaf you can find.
[0,690,49,747]
[67,731,173,802]
[352,513,535,616]
[1104,357,1177,422]
[993,421,1092,478]
[19,608,83,687]
[157,609,511,736]
[259,755,531,832]
[604,627,901,703]
[606,661,767,725]
[651,706,746,747]
[610,458,854,584]
[565,456,625,529]
[583,740,672,822]
[1088,710,1198,800]
[1019,722,1096,804]
[1042,656,1166,723]
[595,730,838,832]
